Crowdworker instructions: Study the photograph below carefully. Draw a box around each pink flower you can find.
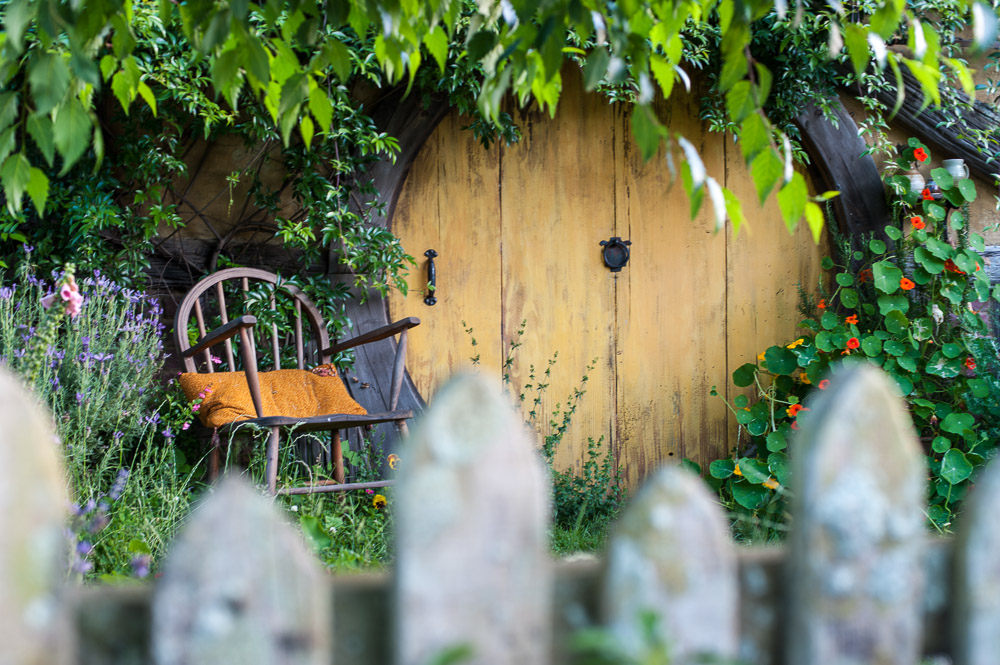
[40,293,58,310]
[191,403,201,412]
[182,422,190,430]
[65,291,83,317]
[211,355,222,365]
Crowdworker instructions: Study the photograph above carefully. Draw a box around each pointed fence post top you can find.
[0,369,67,665]
[395,371,552,665]
[152,477,331,665]
[603,465,738,661]
[788,364,926,665]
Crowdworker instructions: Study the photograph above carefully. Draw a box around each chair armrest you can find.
[322,317,420,355]
[183,315,257,358]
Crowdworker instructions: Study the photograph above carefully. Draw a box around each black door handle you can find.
[424,249,438,306]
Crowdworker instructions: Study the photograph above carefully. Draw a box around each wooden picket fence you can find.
[2,365,998,665]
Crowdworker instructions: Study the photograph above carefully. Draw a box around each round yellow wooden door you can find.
[390,72,826,487]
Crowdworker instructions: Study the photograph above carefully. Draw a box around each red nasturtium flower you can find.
[858,268,873,283]
[846,337,861,350]
[817,298,826,310]
[944,259,966,275]
[913,147,928,162]
[787,403,805,417]
[900,277,916,290]
[845,314,858,325]
[818,379,831,390]
[965,357,977,371]
[921,188,934,201]
[910,216,926,230]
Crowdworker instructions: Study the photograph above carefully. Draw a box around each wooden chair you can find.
[173,267,419,495]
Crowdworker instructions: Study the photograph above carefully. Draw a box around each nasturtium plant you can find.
[700,140,1000,533]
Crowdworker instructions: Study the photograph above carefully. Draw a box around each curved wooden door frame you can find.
[338,87,892,415]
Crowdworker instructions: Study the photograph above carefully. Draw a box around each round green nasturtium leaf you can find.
[795,345,818,367]
[914,247,944,274]
[680,458,702,475]
[951,214,965,231]
[767,452,789,485]
[884,225,902,240]
[877,294,909,315]
[911,318,932,341]
[861,336,882,357]
[710,458,736,479]
[738,457,771,484]
[927,504,950,528]
[821,311,839,330]
[799,318,820,332]
[883,340,906,356]
[815,331,833,352]
[736,408,754,425]
[884,310,909,335]
[734,394,750,408]
[971,233,986,252]
[926,203,946,221]
[766,430,787,452]
[941,411,975,437]
[897,354,918,372]
[747,419,769,437]
[930,168,953,190]
[925,237,954,261]
[853,250,865,260]
[968,378,990,399]
[954,253,976,274]
[931,436,952,454]
[836,272,855,287]
[873,260,903,294]
[940,280,964,306]
[940,448,974,485]
[912,266,933,285]
[941,342,963,359]
[891,373,914,395]
[862,303,877,316]
[733,362,758,387]
[840,288,859,309]
[774,375,795,394]
[958,179,977,202]
[869,239,887,255]
[925,352,961,379]
[731,479,771,510]
[764,346,798,375]
[943,188,965,208]
[821,256,834,270]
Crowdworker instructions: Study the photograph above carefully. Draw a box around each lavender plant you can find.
[0,255,199,579]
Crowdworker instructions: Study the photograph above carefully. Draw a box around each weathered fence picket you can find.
[2,364,1000,664]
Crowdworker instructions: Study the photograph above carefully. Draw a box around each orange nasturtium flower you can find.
[733,462,742,477]
[787,403,805,418]
[965,357,977,371]
[387,453,400,470]
[786,338,805,349]
[846,337,861,350]
[799,372,811,385]
[858,268,873,283]
[845,314,858,325]
[910,216,926,230]
[900,277,916,290]
[763,477,780,490]
[944,259,966,275]
[818,379,831,390]
[372,494,388,509]
[913,147,928,162]
[921,188,934,201]
[817,298,826,310]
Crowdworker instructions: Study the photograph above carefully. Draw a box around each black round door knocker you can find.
[600,237,631,272]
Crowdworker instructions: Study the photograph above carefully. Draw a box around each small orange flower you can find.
[817,298,826,310]
[944,259,966,275]
[976,262,982,271]
[921,188,934,201]
[763,477,780,490]
[913,147,928,162]
[818,379,831,390]
[845,314,858,325]
[910,216,925,230]
[373,494,387,509]
[387,454,400,470]
[787,403,805,418]
[965,357,977,371]
[733,462,742,477]
[799,372,811,385]
[900,277,916,291]
[846,337,860,350]
[858,268,873,283]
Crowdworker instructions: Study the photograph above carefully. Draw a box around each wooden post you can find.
[786,365,925,665]
[394,372,551,665]
[602,465,738,662]
[952,455,1000,665]
[0,369,68,665]
[152,477,331,665]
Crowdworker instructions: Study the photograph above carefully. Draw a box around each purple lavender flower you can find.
[109,468,129,500]
[75,392,85,405]
[76,541,93,556]
[130,555,151,579]
[0,286,13,299]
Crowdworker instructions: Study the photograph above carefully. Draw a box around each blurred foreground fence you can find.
[2,365,997,664]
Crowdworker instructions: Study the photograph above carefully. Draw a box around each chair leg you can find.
[265,426,280,495]
[207,428,221,482]
[332,430,344,485]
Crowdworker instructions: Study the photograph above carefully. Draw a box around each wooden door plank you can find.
[724,156,827,457]
[615,88,729,482]
[389,113,503,400]
[499,70,618,474]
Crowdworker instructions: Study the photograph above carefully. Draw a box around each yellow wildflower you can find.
[763,477,780,490]
[786,338,805,349]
